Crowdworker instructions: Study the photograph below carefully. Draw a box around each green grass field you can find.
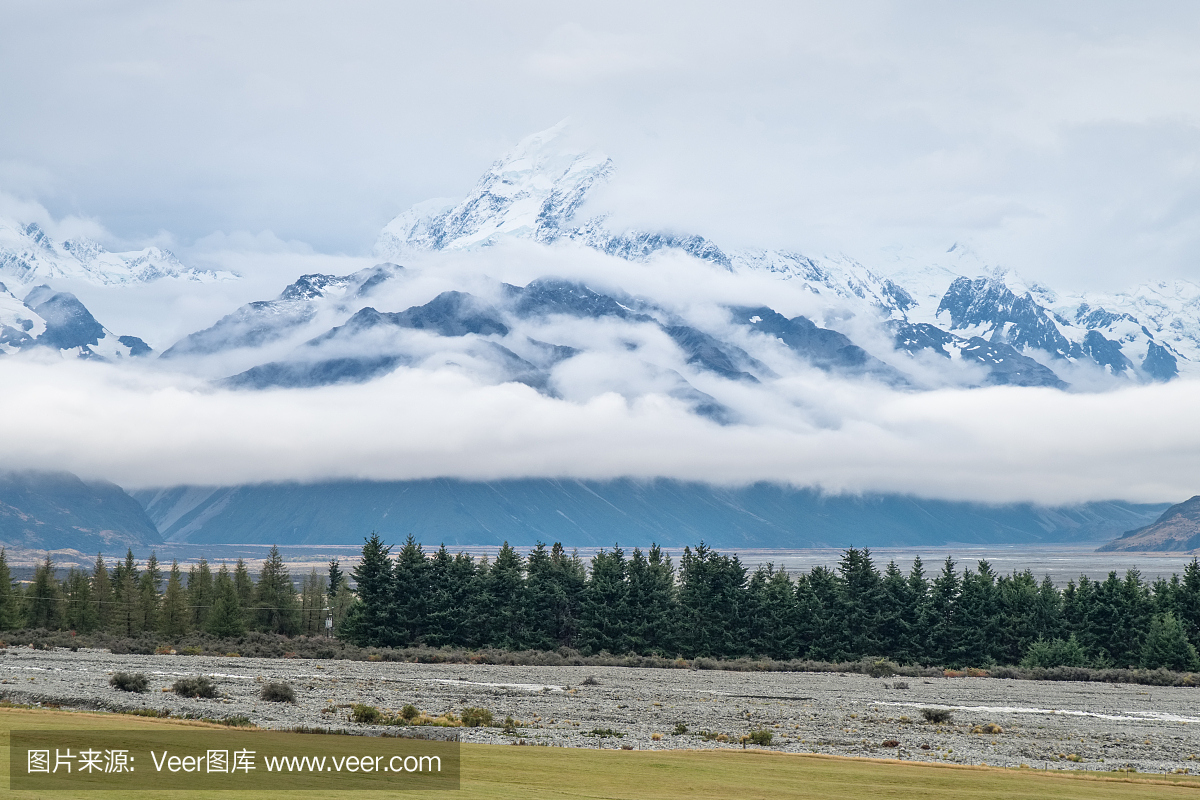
[2,707,1198,799]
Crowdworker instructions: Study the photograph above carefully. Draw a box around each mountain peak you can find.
[376,120,613,256]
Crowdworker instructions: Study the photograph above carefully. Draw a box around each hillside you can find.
[0,470,162,552]
[133,478,1167,548]
[1098,495,1200,552]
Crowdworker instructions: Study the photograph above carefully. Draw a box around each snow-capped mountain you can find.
[0,217,234,288]
[370,121,1198,388]
[0,281,150,360]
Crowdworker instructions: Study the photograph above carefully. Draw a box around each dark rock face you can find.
[0,470,161,551]
[160,272,354,358]
[374,291,509,337]
[24,286,105,350]
[730,305,904,384]
[508,279,651,321]
[223,355,409,389]
[117,335,153,356]
[1143,341,1179,382]
[1081,330,1133,375]
[936,277,1079,359]
[662,325,760,382]
[890,321,1066,388]
[1099,496,1200,552]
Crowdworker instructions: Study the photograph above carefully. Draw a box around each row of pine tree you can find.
[0,546,352,639]
[3,536,1199,672]
[340,535,1200,671]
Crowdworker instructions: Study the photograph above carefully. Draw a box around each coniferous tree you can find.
[835,548,884,660]
[208,564,245,638]
[299,569,327,636]
[483,543,527,650]
[1178,559,1200,648]
[160,561,189,639]
[328,558,344,598]
[64,567,98,633]
[187,559,214,632]
[392,536,429,645]
[26,556,64,630]
[254,546,300,635]
[91,554,113,632]
[1141,612,1200,671]
[904,557,930,664]
[340,533,394,646]
[626,546,671,655]
[234,559,254,609]
[926,558,960,666]
[0,548,18,630]
[580,545,628,654]
[524,543,565,651]
[111,552,139,637]
[137,552,162,634]
[879,561,914,663]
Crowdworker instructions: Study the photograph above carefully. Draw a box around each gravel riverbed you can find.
[4,647,1200,774]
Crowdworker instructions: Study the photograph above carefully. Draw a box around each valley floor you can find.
[3,648,1200,774]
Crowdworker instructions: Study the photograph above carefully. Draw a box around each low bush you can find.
[400,704,419,721]
[580,675,601,686]
[746,729,773,746]
[881,739,900,747]
[172,676,217,699]
[673,723,688,735]
[260,682,295,703]
[109,672,149,693]
[351,704,382,724]
[585,728,624,738]
[920,708,952,724]
[461,707,494,727]
[972,722,1003,734]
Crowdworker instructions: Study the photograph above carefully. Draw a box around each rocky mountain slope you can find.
[0,471,162,552]
[133,478,1166,548]
[1099,496,1200,552]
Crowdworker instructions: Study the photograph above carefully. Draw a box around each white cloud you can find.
[0,355,1195,505]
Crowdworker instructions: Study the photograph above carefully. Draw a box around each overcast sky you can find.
[3,1,1200,291]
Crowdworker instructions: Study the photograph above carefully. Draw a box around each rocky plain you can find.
[3,646,1200,774]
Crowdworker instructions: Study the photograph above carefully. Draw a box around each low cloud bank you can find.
[1,357,1195,505]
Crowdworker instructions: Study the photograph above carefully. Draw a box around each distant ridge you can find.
[132,479,1167,549]
[0,471,162,552]
[1098,495,1200,552]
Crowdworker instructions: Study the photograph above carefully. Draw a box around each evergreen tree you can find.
[63,567,98,633]
[903,558,930,664]
[1179,559,1200,648]
[956,561,1000,666]
[0,548,19,630]
[835,548,884,660]
[677,543,745,658]
[340,533,395,646]
[299,569,327,636]
[483,543,527,650]
[926,558,960,666]
[160,561,189,639]
[26,556,64,630]
[91,554,112,632]
[1141,612,1200,672]
[254,546,300,635]
[392,536,429,645]
[879,562,914,663]
[208,564,245,638]
[136,552,162,634]
[234,559,255,609]
[524,543,566,651]
[625,545,675,655]
[187,559,214,631]
[580,545,628,654]
[328,558,344,599]
[110,552,139,637]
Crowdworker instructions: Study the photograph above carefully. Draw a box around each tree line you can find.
[0,546,353,639]
[340,535,1200,672]
[3,536,1199,673]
